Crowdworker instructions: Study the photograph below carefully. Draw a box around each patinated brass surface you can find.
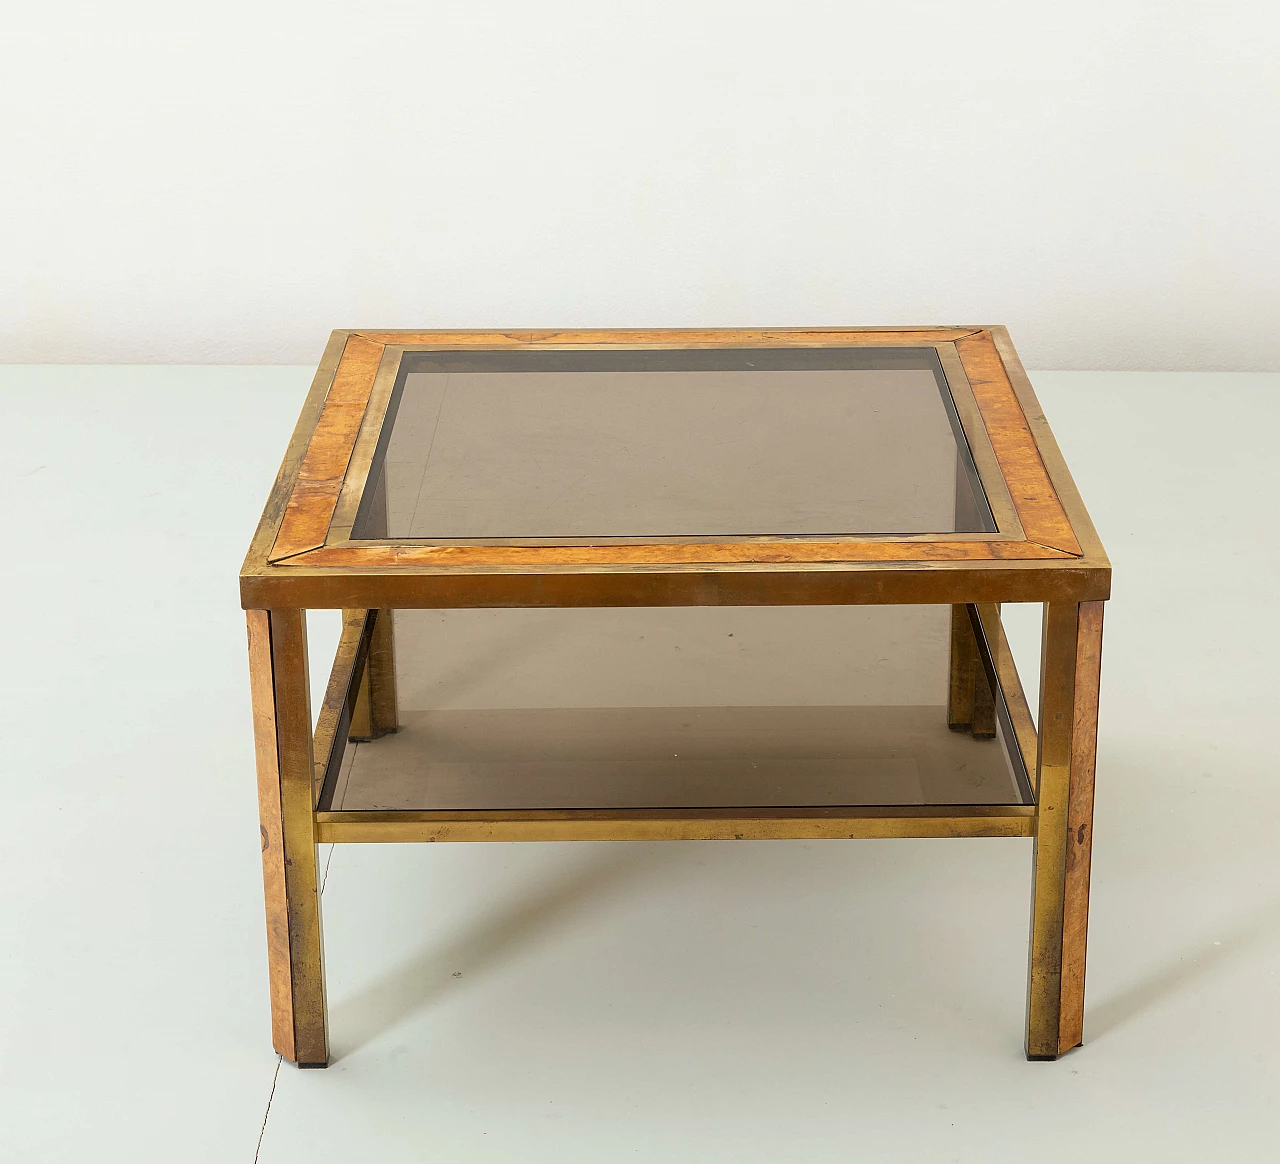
[243,327,1108,1069]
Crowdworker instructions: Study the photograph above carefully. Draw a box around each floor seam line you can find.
[321,842,336,894]
[253,1056,282,1163]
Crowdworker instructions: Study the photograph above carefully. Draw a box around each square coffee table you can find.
[242,327,1108,1067]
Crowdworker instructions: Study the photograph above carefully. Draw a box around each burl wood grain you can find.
[954,333,1081,555]
[270,334,384,560]
[283,538,1074,569]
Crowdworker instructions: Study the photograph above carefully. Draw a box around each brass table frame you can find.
[242,327,1108,1068]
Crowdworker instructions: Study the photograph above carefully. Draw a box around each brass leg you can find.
[346,608,399,741]
[247,609,329,1068]
[949,604,996,737]
[1026,601,1104,1060]
[948,604,977,731]
[971,646,997,739]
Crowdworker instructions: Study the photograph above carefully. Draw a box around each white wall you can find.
[3,1,1277,370]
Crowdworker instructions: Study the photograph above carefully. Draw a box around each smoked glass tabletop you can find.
[350,347,995,542]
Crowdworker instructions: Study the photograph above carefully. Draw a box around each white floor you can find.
[3,366,1279,1162]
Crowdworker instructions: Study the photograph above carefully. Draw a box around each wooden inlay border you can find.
[271,334,385,559]
[289,539,1071,568]
[267,328,1082,570]
[954,333,1080,555]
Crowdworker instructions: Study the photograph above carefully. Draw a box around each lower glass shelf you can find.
[316,604,1034,814]
[330,703,1024,811]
